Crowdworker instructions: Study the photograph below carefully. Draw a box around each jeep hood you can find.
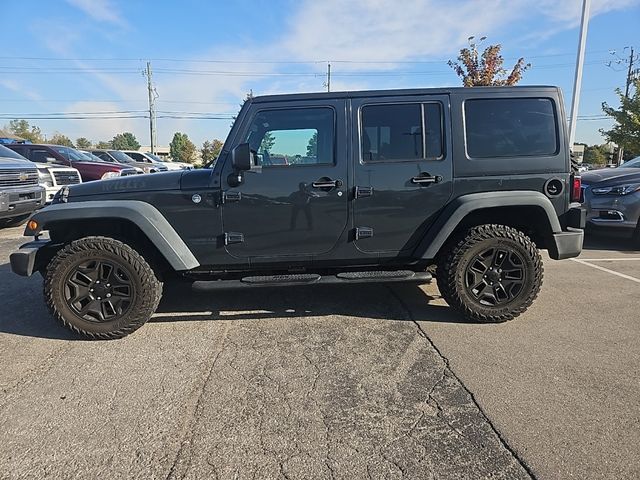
[67,170,184,197]
[582,168,640,186]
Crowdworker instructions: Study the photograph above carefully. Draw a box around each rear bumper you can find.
[9,239,51,276]
[548,206,585,260]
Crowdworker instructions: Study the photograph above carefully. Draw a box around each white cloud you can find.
[0,79,42,102]
[61,101,142,142]
[65,0,126,27]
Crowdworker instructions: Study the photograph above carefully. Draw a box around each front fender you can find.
[415,191,563,260]
[24,200,200,271]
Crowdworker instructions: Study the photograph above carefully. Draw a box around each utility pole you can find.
[145,62,158,154]
[624,46,635,99]
[326,62,331,92]
[568,0,591,150]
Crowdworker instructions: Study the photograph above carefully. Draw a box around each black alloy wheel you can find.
[64,259,134,322]
[463,246,526,307]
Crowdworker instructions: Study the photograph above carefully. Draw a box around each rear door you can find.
[351,95,452,254]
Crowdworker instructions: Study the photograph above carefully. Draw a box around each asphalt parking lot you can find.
[1,226,638,479]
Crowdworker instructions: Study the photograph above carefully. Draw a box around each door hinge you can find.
[355,227,374,240]
[222,190,242,203]
[224,232,244,245]
[354,186,374,198]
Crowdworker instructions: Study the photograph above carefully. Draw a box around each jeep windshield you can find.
[53,146,101,163]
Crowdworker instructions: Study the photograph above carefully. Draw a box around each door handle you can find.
[411,174,443,184]
[312,179,343,189]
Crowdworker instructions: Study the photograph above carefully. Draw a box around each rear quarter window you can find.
[464,98,558,158]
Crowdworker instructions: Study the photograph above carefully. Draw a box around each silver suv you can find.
[581,156,640,244]
[0,145,45,228]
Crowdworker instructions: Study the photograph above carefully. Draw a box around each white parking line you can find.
[571,259,640,284]
[578,257,640,262]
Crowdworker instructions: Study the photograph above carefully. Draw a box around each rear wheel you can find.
[45,236,162,339]
[436,224,543,323]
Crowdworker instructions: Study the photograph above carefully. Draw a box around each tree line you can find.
[2,119,224,165]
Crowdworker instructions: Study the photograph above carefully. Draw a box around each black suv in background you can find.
[0,145,44,228]
[10,86,585,339]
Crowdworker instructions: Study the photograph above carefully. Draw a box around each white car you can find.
[121,150,194,171]
[37,164,82,203]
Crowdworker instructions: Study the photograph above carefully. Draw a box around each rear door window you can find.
[360,102,444,162]
[464,98,558,158]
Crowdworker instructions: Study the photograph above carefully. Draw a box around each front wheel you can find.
[45,236,163,339]
[436,224,543,323]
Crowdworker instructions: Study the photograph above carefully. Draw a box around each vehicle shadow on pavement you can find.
[151,281,473,325]
[583,233,639,253]
[0,264,79,341]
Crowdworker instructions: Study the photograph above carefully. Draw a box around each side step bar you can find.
[192,270,431,291]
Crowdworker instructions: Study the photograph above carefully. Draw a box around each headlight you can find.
[592,184,640,196]
[38,169,54,187]
[101,171,120,180]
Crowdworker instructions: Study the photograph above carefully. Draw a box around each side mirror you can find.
[231,143,252,171]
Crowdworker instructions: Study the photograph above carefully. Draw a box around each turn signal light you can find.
[571,175,582,203]
[27,220,39,232]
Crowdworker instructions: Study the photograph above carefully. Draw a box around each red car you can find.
[6,144,140,181]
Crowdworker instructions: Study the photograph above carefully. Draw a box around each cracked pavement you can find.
[1,227,639,479]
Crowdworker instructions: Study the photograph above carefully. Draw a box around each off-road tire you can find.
[45,236,163,339]
[436,224,543,323]
[0,214,30,228]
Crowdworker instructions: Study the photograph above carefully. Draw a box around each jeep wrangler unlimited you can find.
[10,86,585,339]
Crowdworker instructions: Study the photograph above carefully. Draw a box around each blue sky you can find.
[0,0,638,148]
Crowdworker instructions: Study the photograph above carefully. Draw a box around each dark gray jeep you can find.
[10,86,585,339]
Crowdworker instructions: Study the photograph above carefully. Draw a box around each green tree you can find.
[49,133,74,147]
[583,144,609,166]
[601,79,640,159]
[201,139,224,164]
[260,132,275,153]
[95,140,112,149]
[76,137,92,149]
[170,132,197,164]
[6,119,43,143]
[306,132,317,157]
[448,37,530,87]
[111,132,140,150]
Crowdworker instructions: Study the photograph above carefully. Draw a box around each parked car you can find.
[5,144,140,182]
[10,85,585,338]
[146,152,194,170]
[121,150,193,171]
[36,164,82,203]
[89,149,166,173]
[0,144,45,228]
[581,156,640,243]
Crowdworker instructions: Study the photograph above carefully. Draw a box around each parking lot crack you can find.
[386,286,536,480]
[165,322,230,480]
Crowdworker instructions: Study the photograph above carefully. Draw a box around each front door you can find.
[222,101,348,260]
[351,95,453,254]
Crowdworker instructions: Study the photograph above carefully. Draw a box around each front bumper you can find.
[582,188,640,233]
[9,239,51,276]
[0,185,45,220]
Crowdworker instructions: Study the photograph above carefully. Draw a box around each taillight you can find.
[571,175,582,202]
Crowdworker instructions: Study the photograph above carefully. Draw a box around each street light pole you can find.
[568,0,591,150]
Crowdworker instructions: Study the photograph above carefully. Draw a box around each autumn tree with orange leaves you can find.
[448,36,531,87]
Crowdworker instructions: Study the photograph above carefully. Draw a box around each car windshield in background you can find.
[109,150,136,163]
[146,153,166,162]
[619,157,640,168]
[0,144,28,160]
[82,151,107,162]
[53,146,97,162]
